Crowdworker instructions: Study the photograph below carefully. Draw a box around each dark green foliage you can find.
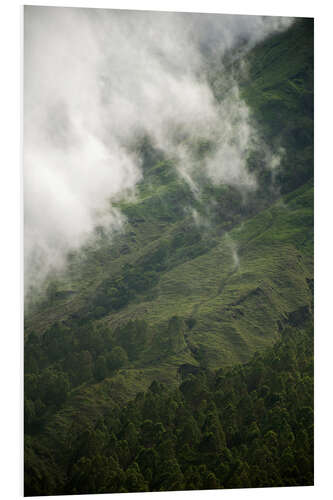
[65,350,94,385]
[94,355,108,381]
[86,240,171,319]
[24,436,65,496]
[25,368,70,409]
[115,320,150,361]
[167,316,186,353]
[107,346,128,371]
[24,319,313,495]
[241,19,313,194]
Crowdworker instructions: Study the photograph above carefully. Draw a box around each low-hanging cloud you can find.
[24,6,293,293]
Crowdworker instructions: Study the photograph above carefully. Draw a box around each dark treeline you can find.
[25,316,313,495]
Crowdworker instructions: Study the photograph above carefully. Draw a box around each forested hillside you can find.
[24,18,313,496]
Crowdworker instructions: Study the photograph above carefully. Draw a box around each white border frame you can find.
[1,1,332,499]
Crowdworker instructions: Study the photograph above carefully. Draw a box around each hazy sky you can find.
[24,6,293,291]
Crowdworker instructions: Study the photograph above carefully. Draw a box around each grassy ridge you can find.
[103,180,313,370]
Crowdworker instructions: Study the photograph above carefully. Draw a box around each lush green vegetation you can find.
[24,18,313,496]
[25,317,313,495]
[241,19,314,194]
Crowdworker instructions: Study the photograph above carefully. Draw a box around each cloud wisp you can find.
[24,7,293,292]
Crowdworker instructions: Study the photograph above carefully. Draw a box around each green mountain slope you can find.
[241,18,313,193]
[24,15,313,402]
[104,180,313,369]
[25,178,313,380]
[24,18,313,496]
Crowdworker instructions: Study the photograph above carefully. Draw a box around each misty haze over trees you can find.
[24,7,313,496]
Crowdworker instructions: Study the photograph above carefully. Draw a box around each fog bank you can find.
[24,6,293,292]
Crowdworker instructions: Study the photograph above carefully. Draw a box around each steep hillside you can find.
[26,318,313,495]
[24,18,313,496]
[24,14,313,415]
[242,18,313,193]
